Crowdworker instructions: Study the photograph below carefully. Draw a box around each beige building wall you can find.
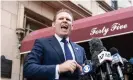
[104,0,112,6]
[71,0,133,15]
[1,1,20,80]
[97,0,133,8]
[20,1,55,21]
[91,0,106,15]
[71,0,92,10]
[1,1,55,80]
[118,0,133,8]
[71,0,106,16]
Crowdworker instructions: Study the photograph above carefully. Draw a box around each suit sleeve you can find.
[23,39,56,79]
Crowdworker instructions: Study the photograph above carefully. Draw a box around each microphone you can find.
[123,58,133,75]
[79,60,95,80]
[81,60,93,75]
[129,57,133,64]
[109,47,124,80]
[128,58,133,74]
[89,38,113,80]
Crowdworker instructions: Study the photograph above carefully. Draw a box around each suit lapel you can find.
[70,42,79,62]
[48,36,65,62]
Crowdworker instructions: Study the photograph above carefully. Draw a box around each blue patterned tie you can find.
[61,38,73,60]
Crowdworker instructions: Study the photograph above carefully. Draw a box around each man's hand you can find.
[58,60,82,74]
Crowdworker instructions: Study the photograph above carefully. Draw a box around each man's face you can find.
[52,12,73,38]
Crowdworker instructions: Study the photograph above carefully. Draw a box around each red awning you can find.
[20,7,133,53]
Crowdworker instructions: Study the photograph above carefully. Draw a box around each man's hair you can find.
[53,9,73,22]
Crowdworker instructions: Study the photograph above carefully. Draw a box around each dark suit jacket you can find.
[23,36,87,80]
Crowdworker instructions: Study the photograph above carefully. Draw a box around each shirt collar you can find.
[54,34,70,43]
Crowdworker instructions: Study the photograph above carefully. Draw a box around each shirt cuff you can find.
[55,65,60,79]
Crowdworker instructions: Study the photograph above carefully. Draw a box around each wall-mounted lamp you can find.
[16,28,25,49]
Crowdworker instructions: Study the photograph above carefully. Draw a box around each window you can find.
[111,0,118,10]
[24,8,52,36]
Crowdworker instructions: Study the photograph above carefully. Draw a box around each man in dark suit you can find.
[23,9,87,80]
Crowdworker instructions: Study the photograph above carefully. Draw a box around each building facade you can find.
[1,0,133,80]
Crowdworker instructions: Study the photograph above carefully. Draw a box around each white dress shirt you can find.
[54,34,76,79]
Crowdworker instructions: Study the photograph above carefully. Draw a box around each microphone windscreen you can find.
[89,38,107,67]
[91,51,101,67]
[89,38,105,55]
[109,47,118,55]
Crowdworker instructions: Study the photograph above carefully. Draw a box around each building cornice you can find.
[96,0,114,11]
[44,1,92,20]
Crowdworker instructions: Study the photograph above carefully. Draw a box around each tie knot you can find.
[61,38,68,43]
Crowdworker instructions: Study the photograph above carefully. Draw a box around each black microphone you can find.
[89,38,113,80]
[122,58,133,75]
[81,60,96,80]
[81,60,93,75]
[109,47,124,80]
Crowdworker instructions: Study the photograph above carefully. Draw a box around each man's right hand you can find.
[58,60,82,74]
